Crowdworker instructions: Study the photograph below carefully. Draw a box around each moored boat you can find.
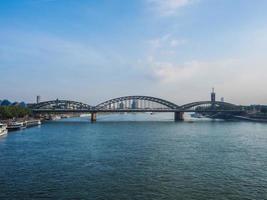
[51,116,61,121]
[0,123,8,136]
[25,120,41,127]
[61,115,70,119]
[7,122,25,131]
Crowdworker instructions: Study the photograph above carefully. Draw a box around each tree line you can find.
[0,106,31,119]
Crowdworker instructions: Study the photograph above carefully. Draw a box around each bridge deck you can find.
[32,109,243,113]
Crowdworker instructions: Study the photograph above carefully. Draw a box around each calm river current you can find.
[0,114,267,200]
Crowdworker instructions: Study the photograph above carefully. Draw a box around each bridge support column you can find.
[174,112,184,121]
[91,112,97,122]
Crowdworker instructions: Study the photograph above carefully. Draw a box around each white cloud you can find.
[138,26,267,104]
[143,57,267,104]
[170,39,187,47]
[147,0,194,16]
[150,60,199,82]
[147,34,187,59]
[149,59,239,83]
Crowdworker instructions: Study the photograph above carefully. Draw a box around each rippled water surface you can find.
[0,114,267,199]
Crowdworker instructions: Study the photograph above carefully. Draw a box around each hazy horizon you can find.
[1,0,267,105]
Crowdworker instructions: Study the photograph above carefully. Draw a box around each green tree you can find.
[0,106,31,119]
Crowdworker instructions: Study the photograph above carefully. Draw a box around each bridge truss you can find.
[29,96,243,121]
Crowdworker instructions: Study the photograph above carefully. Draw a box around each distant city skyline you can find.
[1,0,267,105]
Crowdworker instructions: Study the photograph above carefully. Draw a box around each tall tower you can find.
[211,88,216,110]
[211,88,216,102]
[36,95,41,104]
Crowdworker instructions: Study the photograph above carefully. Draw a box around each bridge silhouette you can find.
[29,96,243,122]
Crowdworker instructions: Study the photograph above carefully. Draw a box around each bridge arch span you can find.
[31,99,92,110]
[95,96,179,110]
[180,101,238,110]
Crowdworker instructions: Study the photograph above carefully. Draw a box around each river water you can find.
[0,114,267,199]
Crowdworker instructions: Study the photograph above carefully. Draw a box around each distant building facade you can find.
[211,88,216,102]
[36,95,41,104]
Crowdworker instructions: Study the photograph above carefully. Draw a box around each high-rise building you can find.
[119,102,124,109]
[211,88,216,102]
[131,99,138,109]
[221,97,224,102]
[36,95,41,104]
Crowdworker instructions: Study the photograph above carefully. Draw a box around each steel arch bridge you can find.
[95,95,180,110]
[30,96,243,121]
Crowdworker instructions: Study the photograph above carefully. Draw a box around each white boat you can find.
[0,123,8,136]
[190,113,203,118]
[51,116,61,121]
[25,120,41,127]
[80,114,90,117]
[7,122,25,131]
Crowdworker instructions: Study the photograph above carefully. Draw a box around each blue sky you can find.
[1,0,267,105]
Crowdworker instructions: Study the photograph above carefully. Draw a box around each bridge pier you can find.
[174,112,184,121]
[91,112,97,122]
